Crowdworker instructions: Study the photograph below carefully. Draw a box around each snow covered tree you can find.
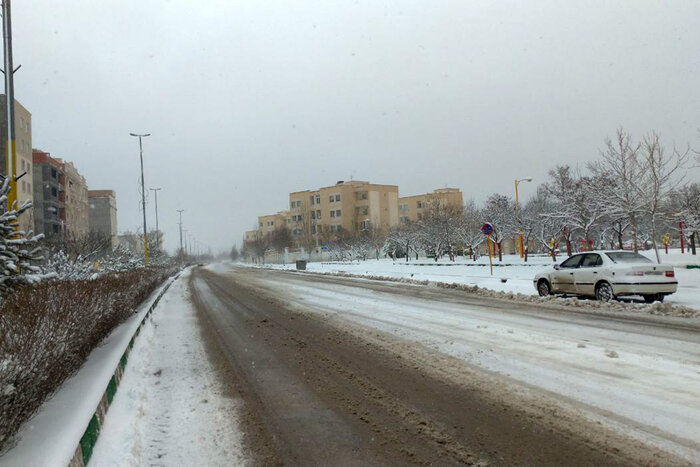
[482,193,516,261]
[0,178,45,293]
[455,200,484,261]
[417,202,461,261]
[634,132,690,263]
[384,222,420,261]
[669,183,700,255]
[588,128,646,252]
[528,187,565,261]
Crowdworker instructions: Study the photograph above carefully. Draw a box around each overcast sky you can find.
[12,0,700,254]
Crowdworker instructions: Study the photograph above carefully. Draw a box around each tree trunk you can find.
[617,224,624,250]
[691,232,697,255]
[497,242,503,262]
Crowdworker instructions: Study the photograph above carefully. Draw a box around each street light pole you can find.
[515,177,533,259]
[130,133,151,265]
[3,0,18,213]
[177,209,184,259]
[149,188,161,252]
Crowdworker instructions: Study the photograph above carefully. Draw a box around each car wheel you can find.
[595,282,614,302]
[643,294,664,304]
[537,279,551,297]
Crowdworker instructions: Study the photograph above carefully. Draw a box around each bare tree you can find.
[588,128,646,252]
[634,132,690,263]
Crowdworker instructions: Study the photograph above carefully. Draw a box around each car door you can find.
[552,254,583,294]
[573,253,603,296]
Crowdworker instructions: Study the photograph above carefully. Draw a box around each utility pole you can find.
[130,133,150,265]
[182,229,188,257]
[3,0,19,212]
[149,188,161,252]
[177,209,184,259]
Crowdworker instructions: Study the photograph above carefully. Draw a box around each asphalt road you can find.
[190,266,695,466]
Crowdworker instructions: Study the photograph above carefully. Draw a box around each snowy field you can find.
[254,250,700,311]
[90,271,248,466]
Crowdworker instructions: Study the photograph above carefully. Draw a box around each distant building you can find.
[244,230,260,243]
[1,96,34,233]
[257,211,290,236]
[288,180,399,245]
[88,190,118,248]
[59,160,89,238]
[398,188,463,223]
[32,150,65,238]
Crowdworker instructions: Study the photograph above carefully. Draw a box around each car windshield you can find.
[605,252,653,264]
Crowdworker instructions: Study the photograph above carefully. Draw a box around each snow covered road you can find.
[224,265,700,465]
[90,271,248,467]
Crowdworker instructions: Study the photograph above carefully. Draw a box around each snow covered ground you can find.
[234,268,700,464]
[253,249,700,311]
[90,271,248,466]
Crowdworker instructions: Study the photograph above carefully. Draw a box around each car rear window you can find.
[605,252,653,264]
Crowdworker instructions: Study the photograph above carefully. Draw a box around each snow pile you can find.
[283,268,700,318]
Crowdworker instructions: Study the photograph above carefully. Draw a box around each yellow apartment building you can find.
[398,188,463,223]
[288,180,399,246]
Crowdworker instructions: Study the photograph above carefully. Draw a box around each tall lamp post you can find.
[177,209,185,259]
[149,188,161,252]
[515,177,533,259]
[130,132,151,265]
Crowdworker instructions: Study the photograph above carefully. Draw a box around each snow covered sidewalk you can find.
[89,271,248,466]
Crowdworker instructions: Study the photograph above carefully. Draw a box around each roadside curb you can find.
[67,271,182,467]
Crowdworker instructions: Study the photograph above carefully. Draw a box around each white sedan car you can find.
[533,251,677,303]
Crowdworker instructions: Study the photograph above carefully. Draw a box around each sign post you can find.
[481,223,494,276]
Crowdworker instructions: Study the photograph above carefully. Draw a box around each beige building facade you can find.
[288,180,399,246]
[0,97,34,233]
[398,188,463,223]
[60,160,89,237]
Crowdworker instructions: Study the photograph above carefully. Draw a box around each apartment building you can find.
[398,188,463,223]
[288,180,399,243]
[244,230,260,243]
[58,160,89,237]
[88,190,118,249]
[32,150,65,237]
[0,96,34,233]
[257,211,290,236]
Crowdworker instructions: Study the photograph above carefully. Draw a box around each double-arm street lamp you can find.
[515,177,533,259]
[130,132,151,265]
[149,188,161,252]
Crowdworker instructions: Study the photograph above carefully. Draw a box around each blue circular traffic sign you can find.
[481,223,494,235]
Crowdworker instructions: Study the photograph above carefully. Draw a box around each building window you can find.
[337,225,343,232]
[417,201,423,209]
[329,195,334,203]
[311,225,317,234]
[316,210,321,219]
[359,220,370,230]
[314,195,320,204]
[259,222,263,227]
[335,194,341,202]
[335,209,341,217]
[357,206,368,215]
[399,203,408,211]
[330,210,335,218]
[311,211,316,220]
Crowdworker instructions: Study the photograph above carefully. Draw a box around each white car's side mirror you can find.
[553,264,560,270]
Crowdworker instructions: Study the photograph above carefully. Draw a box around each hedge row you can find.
[0,267,176,450]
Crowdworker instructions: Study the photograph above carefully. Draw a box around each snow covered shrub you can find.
[0,266,177,450]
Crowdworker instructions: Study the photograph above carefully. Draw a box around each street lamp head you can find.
[129,132,151,137]
[522,177,533,183]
